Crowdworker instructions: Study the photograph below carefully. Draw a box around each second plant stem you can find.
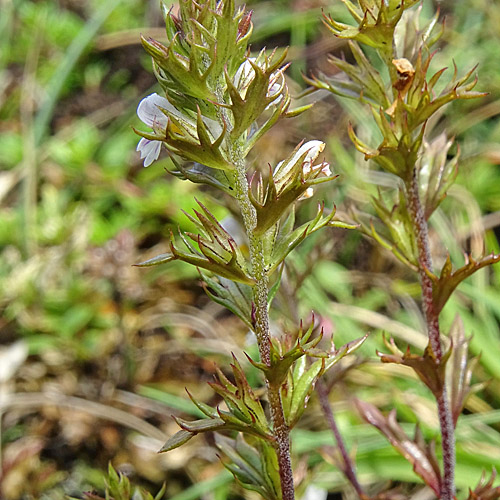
[231,147,295,500]
[407,168,456,500]
[316,380,366,498]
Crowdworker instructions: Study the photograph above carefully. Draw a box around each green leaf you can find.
[159,429,195,452]
[269,203,349,274]
[174,416,226,433]
[201,273,253,328]
[134,253,175,267]
[215,434,280,500]
[287,358,323,427]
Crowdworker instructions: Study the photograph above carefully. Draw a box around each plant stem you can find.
[268,383,295,500]
[406,168,455,500]
[316,380,366,499]
[230,147,295,500]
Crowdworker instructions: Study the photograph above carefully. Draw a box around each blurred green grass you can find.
[1,0,500,498]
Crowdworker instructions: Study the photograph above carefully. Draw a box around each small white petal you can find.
[137,93,170,128]
[276,140,325,180]
[293,141,325,171]
[220,216,247,248]
[234,58,286,106]
[234,59,256,93]
[268,82,282,97]
[300,140,325,164]
[320,162,332,177]
[137,137,162,167]
[143,143,162,167]
[303,161,332,177]
[267,69,285,98]
[298,187,314,200]
[136,137,149,153]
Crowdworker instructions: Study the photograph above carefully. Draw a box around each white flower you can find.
[233,58,285,104]
[136,138,161,168]
[136,92,197,167]
[136,93,170,167]
[276,140,331,180]
[273,140,332,200]
[136,92,223,167]
[297,141,332,177]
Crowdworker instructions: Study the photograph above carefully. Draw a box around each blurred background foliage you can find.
[1,0,500,498]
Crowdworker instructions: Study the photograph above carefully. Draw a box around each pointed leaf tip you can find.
[159,429,194,452]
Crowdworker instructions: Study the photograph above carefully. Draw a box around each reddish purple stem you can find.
[317,379,367,499]
[407,169,456,500]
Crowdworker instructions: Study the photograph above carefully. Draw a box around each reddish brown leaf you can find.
[467,469,500,500]
[377,336,448,398]
[355,399,441,496]
[432,253,500,315]
[447,316,483,426]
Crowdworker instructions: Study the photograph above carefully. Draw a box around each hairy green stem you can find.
[230,146,295,500]
[406,168,455,500]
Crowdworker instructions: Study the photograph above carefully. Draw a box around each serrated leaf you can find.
[355,400,441,496]
[269,203,341,273]
[324,333,369,371]
[186,389,220,418]
[466,469,500,500]
[431,253,500,314]
[378,339,448,398]
[170,161,235,193]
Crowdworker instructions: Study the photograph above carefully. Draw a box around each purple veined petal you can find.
[267,68,285,97]
[137,93,170,128]
[137,137,162,167]
[319,162,332,177]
